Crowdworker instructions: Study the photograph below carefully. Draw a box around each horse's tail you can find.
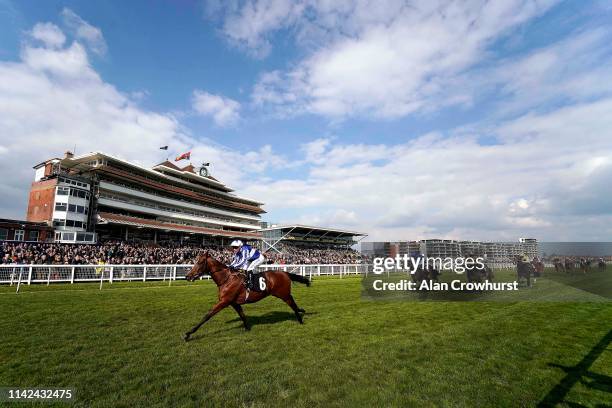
[287,272,311,287]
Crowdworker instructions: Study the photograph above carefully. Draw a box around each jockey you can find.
[229,240,265,288]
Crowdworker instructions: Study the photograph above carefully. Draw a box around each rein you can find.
[201,255,238,286]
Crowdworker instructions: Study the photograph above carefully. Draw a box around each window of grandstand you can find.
[14,230,24,241]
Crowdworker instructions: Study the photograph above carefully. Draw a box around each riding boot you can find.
[244,270,252,301]
[246,270,253,289]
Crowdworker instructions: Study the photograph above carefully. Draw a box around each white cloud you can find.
[30,23,66,49]
[208,0,560,119]
[207,0,305,58]
[192,90,241,126]
[470,27,612,117]
[61,8,107,55]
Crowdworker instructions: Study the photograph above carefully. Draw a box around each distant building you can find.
[27,151,264,244]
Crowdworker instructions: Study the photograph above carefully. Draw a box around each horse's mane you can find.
[206,254,228,270]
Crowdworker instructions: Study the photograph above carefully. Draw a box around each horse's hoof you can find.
[183,333,191,342]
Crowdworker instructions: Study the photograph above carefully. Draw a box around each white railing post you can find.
[10,268,15,286]
[169,266,176,287]
[16,268,23,294]
[317,265,321,276]
[99,268,104,291]
[143,266,147,282]
[110,266,114,284]
[47,267,51,286]
[27,266,32,285]
[70,266,75,284]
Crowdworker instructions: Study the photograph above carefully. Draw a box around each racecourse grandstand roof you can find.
[260,224,367,237]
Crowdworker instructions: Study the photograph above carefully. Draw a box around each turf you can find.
[1,271,611,407]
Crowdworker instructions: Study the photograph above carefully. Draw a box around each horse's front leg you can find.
[232,303,250,331]
[183,301,229,341]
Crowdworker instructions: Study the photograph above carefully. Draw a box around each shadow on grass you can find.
[184,311,318,342]
[226,310,318,327]
[538,329,612,407]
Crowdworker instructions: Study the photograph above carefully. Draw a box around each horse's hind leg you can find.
[232,303,250,331]
[283,295,304,324]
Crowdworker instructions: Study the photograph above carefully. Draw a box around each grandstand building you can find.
[260,224,367,254]
[27,151,264,244]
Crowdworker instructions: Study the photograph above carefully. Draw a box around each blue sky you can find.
[0,0,611,240]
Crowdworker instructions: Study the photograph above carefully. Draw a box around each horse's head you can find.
[186,251,209,282]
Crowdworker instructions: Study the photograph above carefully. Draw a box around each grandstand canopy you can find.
[260,224,367,253]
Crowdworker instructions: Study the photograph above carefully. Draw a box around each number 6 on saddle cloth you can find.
[250,272,267,292]
[235,269,267,292]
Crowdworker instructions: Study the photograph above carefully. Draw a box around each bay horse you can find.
[532,259,544,282]
[182,252,310,341]
[467,263,494,284]
[553,259,565,273]
[516,258,534,287]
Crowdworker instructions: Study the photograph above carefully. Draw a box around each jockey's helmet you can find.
[230,240,243,248]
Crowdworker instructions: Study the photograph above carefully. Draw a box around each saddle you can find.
[231,268,267,292]
[247,272,268,292]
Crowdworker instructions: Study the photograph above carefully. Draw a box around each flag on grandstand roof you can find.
[175,151,191,161]
[159,146,168,150]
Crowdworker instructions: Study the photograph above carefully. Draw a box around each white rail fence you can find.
[0,261,543,285]
[0,263,370,288]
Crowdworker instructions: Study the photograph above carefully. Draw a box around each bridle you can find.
[190,252,209,281]
[192,252,234,286]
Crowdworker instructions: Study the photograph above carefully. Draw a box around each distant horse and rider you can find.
[599,258,607,271]
[516,255,536,287]
[466,254,494,284]
[579,258,592,275]
[553,258,565,273]
[531,257,544,281]
[182,252,310,341]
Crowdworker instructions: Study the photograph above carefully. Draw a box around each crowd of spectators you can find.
[0,241,365,265]
[0,241,233,265]
[263,243,366,265]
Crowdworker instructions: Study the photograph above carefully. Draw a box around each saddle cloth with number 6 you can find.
[248,272,268,292]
